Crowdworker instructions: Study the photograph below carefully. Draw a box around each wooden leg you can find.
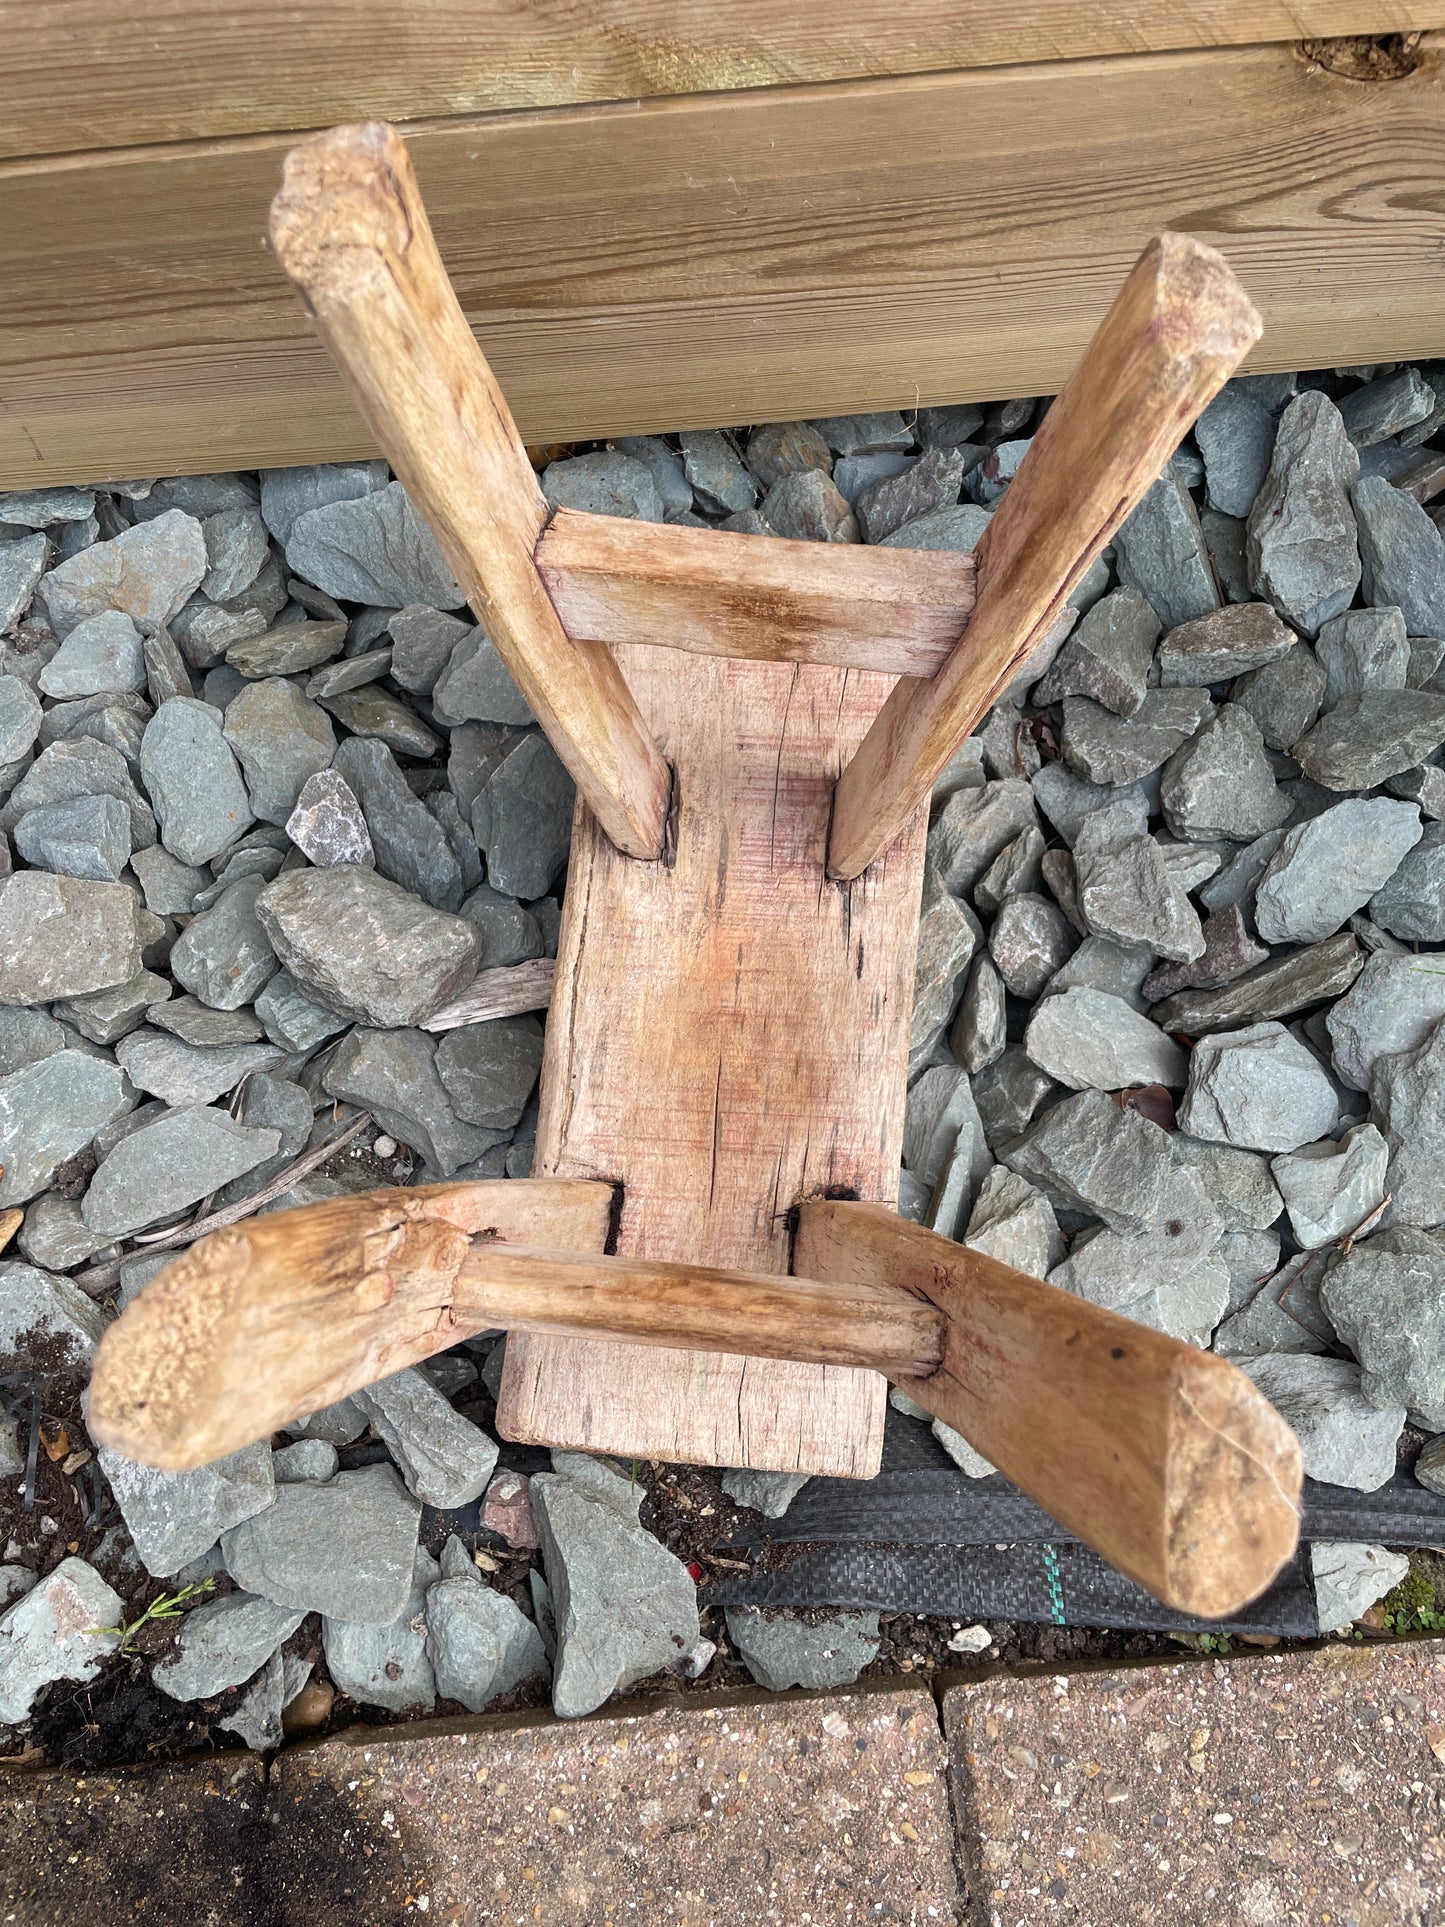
[269,121,671,860]
[794,1201,1300,1620]
[827,232,1262,881]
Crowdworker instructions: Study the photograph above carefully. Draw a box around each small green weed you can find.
[86,1578,216,1651]
[1197,1631,1232,1655]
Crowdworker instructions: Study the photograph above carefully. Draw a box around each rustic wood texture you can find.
[795,1202,1303,1620]
[268,122,670,860]
[829,232,1261,879]
[87,1180,613,1470]
[421,956,555,1032]
[537,508,976,676]
[497,648,928,1477]
[5,5,1434,158]
[6,42,1445,486]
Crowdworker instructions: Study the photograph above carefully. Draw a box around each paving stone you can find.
[1177,1021,1339,1152]
[910,866,981,1070]
[1002,1087,1220,1238]
[943,1643,1445,1925]
[0,1048,132,1207]
[1159,703,1289,842]
[323,1545,439,1715]
[334,736,462,910]
[1316,604,1410,705]
[167,873,277,1012]
[719,1469,811,1520]
[877,502,993,552]
[252,967,350,1051]
[257,866,480,1028]
[741,421,832,487]
[431,626,533,728]
[949,953,1007,1073]
[284,481,462,608]
[1246,389,1362,635]
[152,1590,304,1702]
[1271,1120,1388,1249]
[220,676,335,826]
[1195,380,1277,516]
[675,431,755,515]
[221,1463,421,1625]
[1061,687,1211,785]
[353,1367,499,1509]
[1032,585,1158,716]
[1253,798,1423,943]
[1022,985,1186,1091]
[856,447,966,543]
[1242,1352,1404,1491]
[139,696,254,865]
[0,1557,123,1725]
[988,892,1077,999]
[0,870,154,1005]
[1370,1018,1445,1229]
[323,1026,498,1176]
[725,1608,880,1692]
[14,792,130,881]
[0,1260,108,1365]
[1050,1226,1230,1346]
[37,508,207,638]
[1355,472,1445,636]
[470,732,574,900]
[1072,810,1204,962]
[531,1465,700,1718]
[1371,817,1445,938]
[927,778,1038,896]
[962,1165,1064,1278]
[1112,465,1219,629]
[1326,949,1445,1090]
[95,1440,275,1578]
[1295,687,1445,791]
[82,1105,281,1237]
[37,609,146,699]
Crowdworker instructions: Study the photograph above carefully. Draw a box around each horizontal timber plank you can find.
[2,5,1437,159]
[5,40,1445,486]
[536,508,976,675]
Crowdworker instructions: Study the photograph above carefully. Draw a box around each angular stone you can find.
[878,502,992,553]
[0,486,95,527]
[305,646,391,699]
[1159,704,1288,843]
[1032,586,1158,717]
[903,1064,985,1193]
[1023,986,1186,1092]
[0,675,42,768]
[856,448,965,544]
[387,605,470,696]
[0,1049,131,1208]
[1195,382,1277,518]
[222,1463,422,1625]
[323,1026,498,1176]
[1155,936,1365,1044]
[1271,1121,1388,1249]
[967,437,1031,506]
[1156,602,1295,685]
[1250,798,1422,950]
[257,866,480,1028]
[949,954,1007,1074]
[1369,818,1445,938]
[1171,1137,1282,1233]
[1231,643,1328,753]
[38,509,207,637]
[168,873,277,1011]
[1177,1021,1339,1152]
[832,452,912,505]
[1295,689,1445,789]
[1354,474,1445,636]
[1050,1228,1229,1346]
[927,779,1038,896]
[531,1469,700,1718]
[17,1193,115,1270]
[1326,950,1445,1090]
[1113,466,1219,629]
[285,1397,369,1448]
[56,968,168,1049]
[2,735,155,850]
[272,1437,338,1482]
[720,1468,811,1520]
[1213,1227,1282,1315]
[284,481,462,608]
[1370,1018,1445,1228]
[914,403,985,449]
[809,412,910,457]
[153,1590,304,1702]
[197,504,269,605]
[760,470,858,543]
[15,792,130,882]
[220,677,335,826]
[541,449,662,522]
[470,732,573,900]
[743,422,833,487]
[1041,935,1153,1012]
[97,1441,275,1576]
[1072,812,1203,963]
[37,689,153,770]
[0,533,50,633]
[425,1539,549,1712]
[140,697,253,865]
[1338,367,1435,446]
[614,436,694,517]
[1246,391,1361,636]
[0,1003,65,1076]
[432,627,533,728]
[1214,1248,1336,1357]
[82,1105,281,1237]
[0,1261,107,1364]
[676,432,756,515]
[322,1546,439,1715]
[282,767,371,869]
[114,1028,281,1106]
[1140,904,1268,1002]
[910,866,981,1070]
[0,871,152,1004]
[988,892,1076,999]
[1315,605,1410,705]
[0,1558,123,1725]
[252,968,349,1052]
[129,845,206,916]
[1241,1353,1403,1492]
[726,1608,880,1693]
[334,736,461,910]
[434,1015,544,1130]
[353,1367,499,1509]
[972,1046,1056,1148]
[258,462,387,547]
[1002,1087,1220,1237]
[1061,688,1211,785]
[962,1166,1063,1278]
[1415,1435,1445,1495]
[37,609,146,699]
[1312,1542,1411,1634]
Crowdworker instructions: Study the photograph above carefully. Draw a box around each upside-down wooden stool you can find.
[90,122,1303,1621]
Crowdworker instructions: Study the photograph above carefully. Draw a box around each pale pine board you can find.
[497,648,928,1477]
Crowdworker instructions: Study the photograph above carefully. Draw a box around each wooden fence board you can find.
[3,40,1445,486]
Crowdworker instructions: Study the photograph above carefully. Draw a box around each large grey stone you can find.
[725,1608,880,1693]
[1312,1542,1411,1635]
[226,618,347,680]
[38,509,207,637]
[15,792,130,881]
[1,736,155,850]
[114,1028,282,1107]
[256,866,481,1028]
[1253,799,1423,944]
[199,504,269,603]
[1213,1249,1337,1359]
[1292,689,1445,790]
[1159,704,1288,843]
[1022,986,1186,1091]
[678,432,756,515]
[141,697,253,864]
[1001,1087,1221,1238]
[1354,474,1445,636]
[1195,382,1277,518]
[1370,818,1445,939]
[1326,951,1445,1090]
[258,461,389,547]
[37,609,146,698]
[1272,1121,1388,1249]
[0,533,47,630]
[152,1590,304,1702]
[1139,905,1268,1003]
[616,435,695,516]
[97,1441,275,1576]
[222,1463,422,1625]
[284,481,463,608]
[1241,1353,1404,1492]
[949,953,1007,1074]
[169,873,277,1010]
[856,447,965,544]
[1323,1226,1445,1424]
[37,688,153,770]
[541,451,663,523]
[988,892,1076,1000]
[531,1469,700,1718]
[0,871,150,1004]
[1156,603,1295,686]
[1231,644,1328,752]
[903,1064,986,1192]
[17,1193,115,1271]
[1245,391,1361,636]
[353,1367,499,1509]
[0,1003,65,1076]
[1113,466,1219,629]
[459,883,542,968]
[880,503,993,554]
[335,735,463,910]
[962,1166,1064,1279]
[323,1545,439,1715]
[1050,1228,1229,1346]
[927,779,1038,895]
[742,422,832,487]
[0,1558,123,1725]
[0,675,42,765]
[468,732,574,900]
[387,605,470,695]
[1171,1137,1282,1232]
[910,867,981,1070]
[972,1046,1057,1148]
[1072,811,1203,963]
[1315,606,1410,704]
[252,968,349,1052]
[1041,935,1154,1012]
[323,1026,498,1176]
[1031,585,1158,718]
[432,627,533,728]
[221,677,335,826]
[82,1105,281,1237]
[0,1049,131,1207]
[1339,367,1436,445]
[425,1536,548,1712]
[435,1016,543,1130]
[0,1262,107,1365]
[1177,1021,1339,1153]
[1061,688,1210,785]
[1370,1017,1445,1229]
[1149,933,1363,1035]
[131,844,209,915]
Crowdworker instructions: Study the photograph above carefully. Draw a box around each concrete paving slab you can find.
[944,1641,1445,1926]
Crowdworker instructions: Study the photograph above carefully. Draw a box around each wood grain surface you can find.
[497,648,928,1477]
[4,4,1434,158]
[5,41,1445,486]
